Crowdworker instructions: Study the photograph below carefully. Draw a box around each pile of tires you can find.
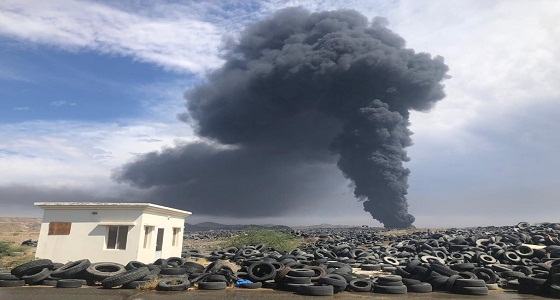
[2,221,560,298]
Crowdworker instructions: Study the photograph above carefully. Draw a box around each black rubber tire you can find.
[454,278,487,288]
[240,282,262,289]
[429,276,449,291]
[550,284,560,298]
[458,271,477,280]
[374,284,408,294]
[166,257,184,266]
[472,267,498,284]
[288,268,315,277]
[298,284,334,296]
[408,283,432,293]
[378,275,402,283]
[405,259,422,272]
[262,280,276,289]
[383,256,400,266]
[11,259,53,278]
[0,279,25,287]
[430,263,458,277]
[247,262,276,282]
[318,274,347,293]
[22,267,50,284]
[147,265,161,275]
[402,278,422,286]
[0,274,20,280]
[501,271,526,279]
[125,261,147,271]
[450,263,475,272]
[203,261,224,273]
[161,267,187,276]
[205,274,228,283]
[305,266,326,281]
[182,262,205,274]
[153,258,168,266]
[361,264,381,271]
[518,276,547,287]
[349,279,372,292]
[283,275,311,284]
[504,251,521,263]
[394,266,411,277]
[452,285,489,295]
[446,274,462,292]
[56,279,85,288]
[326,262,352,274]
[51,259,91,279]
[478,254,497,265]
[102,267,149,288]
[157,278,189,291]
[486,283,499,290]
[274,267,292,283]
[198,281,227,290]
[42,279,59,287]
[85,262,126,282]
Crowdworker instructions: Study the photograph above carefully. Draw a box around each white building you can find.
[34,202,191,264]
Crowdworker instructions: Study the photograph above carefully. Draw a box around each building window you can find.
[156,228,164,251]
[143,226,154,249]
[48,222,72,235]
[106,226,128,250]
[172,227,182,247]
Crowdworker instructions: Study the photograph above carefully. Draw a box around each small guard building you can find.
[34,202,191,264]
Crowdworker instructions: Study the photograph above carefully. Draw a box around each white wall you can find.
[36,208,143,264]
[136,212,185,263]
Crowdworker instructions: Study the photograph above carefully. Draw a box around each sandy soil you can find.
[0,217,41,268]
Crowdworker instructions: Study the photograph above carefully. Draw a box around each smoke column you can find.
[115,7,448,228]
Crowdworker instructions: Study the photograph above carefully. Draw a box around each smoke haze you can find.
[114,7,449,228]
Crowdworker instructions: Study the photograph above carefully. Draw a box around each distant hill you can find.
[0,217,41,232]
[292,224,370,229]
[185,222,292,232]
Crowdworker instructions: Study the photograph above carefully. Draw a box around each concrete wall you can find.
[35,207,184,264]
[136,212,184,263]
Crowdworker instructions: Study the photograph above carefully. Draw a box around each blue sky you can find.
[1,0,559,227]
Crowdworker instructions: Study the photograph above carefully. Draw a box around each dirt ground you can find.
[0,217,41,269]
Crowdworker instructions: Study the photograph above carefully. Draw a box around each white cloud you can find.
[0,119,194,188]
[0,0,224,74]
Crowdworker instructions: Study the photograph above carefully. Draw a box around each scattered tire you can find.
[198,281,227,290]
[157,278,189,291]
[298,284,334,296]
[85,262,126,281]
[0,279,25,287]
[408,282,432,293]
[102,267,149,288]
[11,259,53,278]
[21,267,50,284]
[373,284,407,294]
[349,279,372,292]
[56,279,85,288]
[125,261,147,270]
[51,259,91,279]
[247,262,276,282]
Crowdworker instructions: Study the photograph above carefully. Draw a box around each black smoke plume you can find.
[114,7,448,228]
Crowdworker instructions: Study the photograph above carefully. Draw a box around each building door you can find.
[155,228,164,259]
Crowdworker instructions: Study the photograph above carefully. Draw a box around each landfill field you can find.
[1,222,560,299]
